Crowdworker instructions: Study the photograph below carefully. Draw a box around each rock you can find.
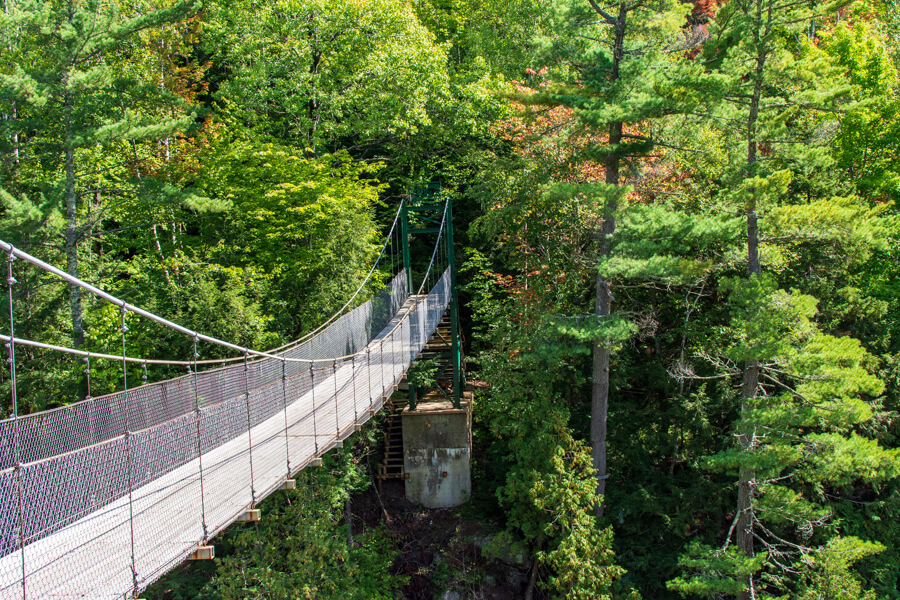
[441,591,461,600]
[502,565,526,590]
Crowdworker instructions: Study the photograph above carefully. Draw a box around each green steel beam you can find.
[412,216,442,226]
[446,199,462,409]
[400,199,412,296]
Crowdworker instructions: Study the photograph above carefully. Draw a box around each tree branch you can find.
[586,0,619,25]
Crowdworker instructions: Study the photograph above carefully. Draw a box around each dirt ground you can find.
[351,480,531,600]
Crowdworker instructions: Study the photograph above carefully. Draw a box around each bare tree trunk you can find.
[152,224,172,283]
[4,0,20,165]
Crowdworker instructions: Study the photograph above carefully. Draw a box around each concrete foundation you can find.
[401,389,472,508]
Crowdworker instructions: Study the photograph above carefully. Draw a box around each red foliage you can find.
[683,0,727,53]
[495,81,619,183]
[689,0,726,26]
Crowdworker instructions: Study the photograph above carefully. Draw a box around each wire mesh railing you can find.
[0,274,408,472]
[0,199,455,599]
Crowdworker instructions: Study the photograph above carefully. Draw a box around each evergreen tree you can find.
[665,1,900,597]
[533,0,695,515]
[0,0,199,348]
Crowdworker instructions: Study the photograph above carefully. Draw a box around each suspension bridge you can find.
[0,198,463,599]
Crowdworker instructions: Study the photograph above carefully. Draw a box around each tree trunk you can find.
[524,544,542,600]
[3,1,20,164]
[736,34,767,600]
[307,23,321,149]
[592,294,610,515]
[591,3,627,518]
[736,209,759,600]
[63,1,83,350]
[345,496,353,545]
[64,89,84,350]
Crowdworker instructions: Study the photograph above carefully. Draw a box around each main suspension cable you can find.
[0,198,450,429]
[0,201,404,368]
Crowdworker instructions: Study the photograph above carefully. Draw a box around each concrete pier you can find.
[401,388,473,507]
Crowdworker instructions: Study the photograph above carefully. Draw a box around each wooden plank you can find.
[237,510,261,522]
[188,546,214,560]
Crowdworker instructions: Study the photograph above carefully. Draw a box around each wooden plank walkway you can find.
[0,289,446,600]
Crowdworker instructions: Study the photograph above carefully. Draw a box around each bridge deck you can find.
[0,290,445,600]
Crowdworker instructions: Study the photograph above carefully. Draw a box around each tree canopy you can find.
[3,0,900,598]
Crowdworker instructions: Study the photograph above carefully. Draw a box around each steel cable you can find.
[0,201,416,376]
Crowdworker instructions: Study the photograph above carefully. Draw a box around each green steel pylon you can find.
[401,184,463,409]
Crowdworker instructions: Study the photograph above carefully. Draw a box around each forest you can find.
[2,0,900,598]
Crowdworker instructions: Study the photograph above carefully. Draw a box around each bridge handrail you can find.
[0,200,451,469]
[0,195,456,599]
[0,203,404,367]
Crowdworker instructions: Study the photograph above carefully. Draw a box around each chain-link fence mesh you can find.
[0,267,451,599]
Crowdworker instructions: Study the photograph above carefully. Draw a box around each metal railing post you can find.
[311,367,319,456]
[243,352,256,505]
[190,336,209,544]
[7,248,26,600]
[366,347,373,414]
[351,354,358,425]
[333,360,340,442]
[281,358,291,478]
[119,305,139,595]
[379,340,386,408]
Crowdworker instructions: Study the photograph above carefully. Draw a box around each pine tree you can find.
[534,0,697,516]
[666,1,900,597]
[0,0,199,348]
